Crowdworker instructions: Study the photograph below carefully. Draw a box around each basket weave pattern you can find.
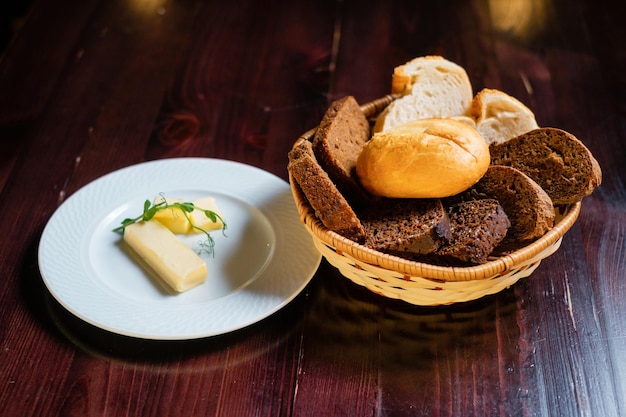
[290,95,581,305]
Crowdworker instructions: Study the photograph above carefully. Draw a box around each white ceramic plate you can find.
[38,158,321,340]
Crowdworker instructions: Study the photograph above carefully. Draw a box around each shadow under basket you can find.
[289,95,581,306]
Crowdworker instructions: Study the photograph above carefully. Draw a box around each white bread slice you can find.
[469,88,539,145]
[373,56,473,133]
[390,55,472,96]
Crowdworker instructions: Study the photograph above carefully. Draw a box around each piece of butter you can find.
[151,197,191,234]
[190,196,225,233]
[123,220,207,292]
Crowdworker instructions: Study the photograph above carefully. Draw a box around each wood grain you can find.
[1,0,625,416]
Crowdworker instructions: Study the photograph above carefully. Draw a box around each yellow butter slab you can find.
[151,197,191,234]
[190,196,224,233]
[124,220,207,292]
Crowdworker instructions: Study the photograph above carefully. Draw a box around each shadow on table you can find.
[303,261,522,372]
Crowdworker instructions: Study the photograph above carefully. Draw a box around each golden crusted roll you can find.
[356,118,490,198]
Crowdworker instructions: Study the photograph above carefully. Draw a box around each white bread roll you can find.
[373,56,473,133]
[470,88,539,145]
[356,118,490,198]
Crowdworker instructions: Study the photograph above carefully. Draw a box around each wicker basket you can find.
[289,95,581,306]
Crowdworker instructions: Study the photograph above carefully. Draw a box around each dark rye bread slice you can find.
[312,96,371,206]
[489,127,602,205]
[436,199,511,265]
[450,165,555,252]
[361,199,451,257]
[288,140,366,242]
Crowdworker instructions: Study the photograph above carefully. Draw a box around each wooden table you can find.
[1,0,624,415]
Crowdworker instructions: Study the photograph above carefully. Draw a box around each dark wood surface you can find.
[1,0,625,416]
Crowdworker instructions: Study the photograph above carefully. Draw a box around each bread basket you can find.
[289,95,581,305]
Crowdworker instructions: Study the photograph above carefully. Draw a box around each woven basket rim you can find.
[289,95,581,282]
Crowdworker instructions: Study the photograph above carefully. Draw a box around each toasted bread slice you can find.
[489,127,602,205]
[288,140,366,242]
[437,199,511,265]
[450,165,555,251]
[361,198,451,256]
[312,96,371,206]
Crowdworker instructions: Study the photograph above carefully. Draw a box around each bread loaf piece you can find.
[356,118,490,198]
[451,165,555,251]
[489,128,602,205]
[288,140,366,242]
[469,88,539,145]
[373,56,473,133]
[436,199,511,265]
[361,198,451,256]
[390,55,472,96]
[312,96,371,206]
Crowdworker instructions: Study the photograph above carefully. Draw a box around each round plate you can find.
[38,158,321,340]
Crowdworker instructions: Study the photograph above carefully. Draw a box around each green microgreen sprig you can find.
[113,194,227,257]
